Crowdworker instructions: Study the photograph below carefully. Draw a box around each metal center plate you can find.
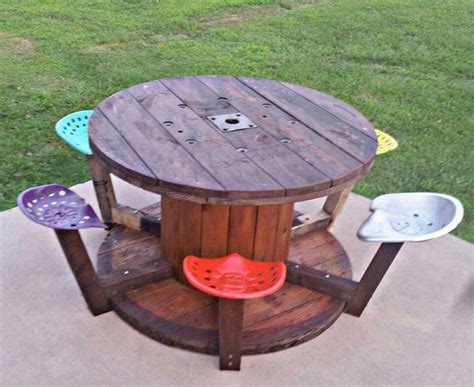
[207,113,257,132]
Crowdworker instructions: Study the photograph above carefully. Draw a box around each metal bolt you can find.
[124,270,130,275]
[325,274,330,278]
[237,147,248,153]
[281,138,292,144]
[133,210,139,214]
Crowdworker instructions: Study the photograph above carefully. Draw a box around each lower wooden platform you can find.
[96,204,352,355]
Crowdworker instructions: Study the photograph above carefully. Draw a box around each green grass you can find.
[1,0,473,241]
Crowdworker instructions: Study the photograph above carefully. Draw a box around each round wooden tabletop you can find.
[89,76,376,205]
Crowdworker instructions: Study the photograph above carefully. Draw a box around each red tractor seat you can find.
[183,253,286,299]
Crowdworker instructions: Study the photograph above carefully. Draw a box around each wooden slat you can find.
[273,203,294,261]
[127,81,284,199]
[282,82,376,139]
[162,76,331,195]
[178,200,203,266]
[291,209,331,237]
[160,196,181,270]
[88,109,155,184]
[219,299,244,370]
[253,205,280,261]
[227,206,257,258]
[97,91,226,196]
[285,261,357,302]
[99,258,174,297]
[111,205,161,235]
[238,77,377,163]
[201,204,230,258]
[197,75,364,185]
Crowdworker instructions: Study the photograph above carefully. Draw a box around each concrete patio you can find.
[1,178,473,386]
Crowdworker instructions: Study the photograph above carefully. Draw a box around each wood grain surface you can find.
[89,76,376,204]
[96,202,352,355]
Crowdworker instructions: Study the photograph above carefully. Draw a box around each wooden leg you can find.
[87,155,117,226]
[346,242,404,317]
[55,229,111,316]
[323,185,353,232]
[219,298,244,371]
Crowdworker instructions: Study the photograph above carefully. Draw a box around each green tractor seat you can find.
[55,110,93,155]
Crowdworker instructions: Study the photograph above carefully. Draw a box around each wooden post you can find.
[219,298,244,371]
[55,229,111,316]
[346,242,404,317]
[87,155,117,226]
[323,185,353,232]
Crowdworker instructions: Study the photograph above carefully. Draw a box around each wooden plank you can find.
[88,109,155,184]
[54,229,110,316]
[273,203,294,261]
[111,204,161,235]
[178,199,202,281]
[285,261,357,302]
[127,81,284,199]
[323,185,353,231]
[87,155,117,225]
[253,205,280,261]
[346,242,404,317]
[227,206,257,258]
[197,75,364,185]
[238,77,377,163]
[219,299,244,370]
[97,235,162,274]
[291,209,331,237]
[97,91,226,196]
[201,204,230,258]
[160,196,181,270]
[99,258,174,297]
[282,81,376,139]
[162,76,331,195]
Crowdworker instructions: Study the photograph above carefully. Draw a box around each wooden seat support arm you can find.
[286,242,404,317]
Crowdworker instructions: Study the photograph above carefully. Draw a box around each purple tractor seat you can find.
[17,184,104,230]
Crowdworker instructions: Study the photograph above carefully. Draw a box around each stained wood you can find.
[227,206,257,258]
[161,76,331,195]
[346,242,404,317]
[273,203,294,261]
[55,229,110,316]
[111,204,161,235]
[201,204,230,257]
[100,222,352,354]
[238,77,377,163]
[291,209,331,237]
[285,261,357,302]
[197,75,364,185]
[96,91,226,197]
[323,185,353,231]
[160,196,182,275]
[87,154,117,225]
[282,81,376,140]
[178,200,202,281]
[89,76,375,205]
[127,81,284,199]
[219,299,244,370]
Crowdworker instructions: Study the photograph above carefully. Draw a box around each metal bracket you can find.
[207,113,257,132]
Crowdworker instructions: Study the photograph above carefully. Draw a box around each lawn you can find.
[0,0,472,241]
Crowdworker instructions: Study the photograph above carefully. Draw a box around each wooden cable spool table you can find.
[87,76,377,357]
